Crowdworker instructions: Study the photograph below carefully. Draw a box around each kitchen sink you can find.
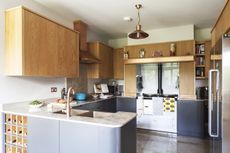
[53,109,113,118]
[53,109,90,116]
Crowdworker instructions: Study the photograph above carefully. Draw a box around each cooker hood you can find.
[74,20,100,64]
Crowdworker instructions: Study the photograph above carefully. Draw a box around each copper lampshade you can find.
[128,25,149,39]
[128,4,149,39]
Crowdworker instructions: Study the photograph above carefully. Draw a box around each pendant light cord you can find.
[137,8,140,25]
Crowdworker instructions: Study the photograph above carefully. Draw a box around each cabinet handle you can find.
[208,69,220,138]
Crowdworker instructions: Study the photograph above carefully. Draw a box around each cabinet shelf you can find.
[195,54,205,56]
[195,41,211,79]
[196,77,207,80]
[211,54,222,60]
[196,65,205,67]
[124,56,194,64]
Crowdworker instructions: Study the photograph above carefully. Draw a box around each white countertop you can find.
[2,97,136,128]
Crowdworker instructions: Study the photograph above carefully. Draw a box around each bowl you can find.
[75,92,87,101]
[91,94,98,99]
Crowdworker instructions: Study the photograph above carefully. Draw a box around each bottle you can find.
[139,48,145,58]
[61,88,66,99]
[124,51,129,59]
[170,43,176,56]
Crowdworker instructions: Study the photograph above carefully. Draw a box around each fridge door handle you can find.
[208,69,220,138]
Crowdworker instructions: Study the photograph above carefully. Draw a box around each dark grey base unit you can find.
[116,97,136,113]
[177,100,207,138]
[73,97,136,113]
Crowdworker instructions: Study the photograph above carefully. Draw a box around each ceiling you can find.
[34,0,225,39]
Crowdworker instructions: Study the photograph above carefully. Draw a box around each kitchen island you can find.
[2,97,137,153]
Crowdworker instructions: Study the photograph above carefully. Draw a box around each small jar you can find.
[139,48,145,58]
[170,43,176,56]
[124,50,129,59]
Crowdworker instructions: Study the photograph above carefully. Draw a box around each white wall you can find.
[0,0,75,150]
[87,28,109,45]
[108,37,128,48]
[0,1,109,149]
[194,28,212,41]
[128,24,195,45]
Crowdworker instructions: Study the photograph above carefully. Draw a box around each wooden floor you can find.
[137,129,210,153]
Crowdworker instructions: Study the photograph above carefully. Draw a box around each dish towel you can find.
[163,98,175,112]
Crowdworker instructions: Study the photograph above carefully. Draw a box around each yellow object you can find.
[163,98,175,112]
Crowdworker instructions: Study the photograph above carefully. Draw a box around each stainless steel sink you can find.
[53,109,113,118]
[54,109,90,116]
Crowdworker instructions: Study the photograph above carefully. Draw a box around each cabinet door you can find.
[113,48,124,79]
[23,9,79,77]
[56,26,79,77]
[60,121,119,153]
[27,117,59,153]
[143,100,153,115]
[177,100,205,137]
[73,102,97,111]
[124,65,136,96]
[116,97,136,112]
[99,43,113,78]
[87,42,113,79]
[101,98,117,113]
[179,62,196,99]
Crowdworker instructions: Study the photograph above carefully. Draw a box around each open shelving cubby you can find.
[4,113,28,153]
[195,41,211,79]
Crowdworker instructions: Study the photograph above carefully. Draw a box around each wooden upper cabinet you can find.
[87,42,113,79]
[211,0,230,47]
[5,6,79,77]
[124,65,136,97]
[113,48,124,79]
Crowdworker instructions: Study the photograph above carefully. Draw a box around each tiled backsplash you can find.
[66,64,88,92]
[66,64,109,93]
[87,79,109,93]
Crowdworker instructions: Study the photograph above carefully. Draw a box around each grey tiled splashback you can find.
[66,64,109,93]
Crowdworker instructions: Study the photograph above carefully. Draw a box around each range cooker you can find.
[137,93,178,133]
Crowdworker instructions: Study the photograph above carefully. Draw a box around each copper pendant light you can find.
[129,4,149,39]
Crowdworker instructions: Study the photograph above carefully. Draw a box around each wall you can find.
[109,26,212,48]
[0,0,73,150]
[87,28,109,45]
[66,64,88,93]
[195,28,212,41]
[0,0,108,150]
[108,37,128,48]
[128,24,195,45]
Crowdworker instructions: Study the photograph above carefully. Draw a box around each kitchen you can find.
[0,0,229,153]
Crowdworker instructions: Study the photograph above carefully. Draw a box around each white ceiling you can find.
[34,0,225,39]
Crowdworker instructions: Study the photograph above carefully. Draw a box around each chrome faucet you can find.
[66,87,75,118]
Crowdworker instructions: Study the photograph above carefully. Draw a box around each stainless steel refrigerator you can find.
[209,34,230,153]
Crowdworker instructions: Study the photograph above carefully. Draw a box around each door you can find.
[209,34,230,153]
[221,34,230,153]
[27,117,59,153]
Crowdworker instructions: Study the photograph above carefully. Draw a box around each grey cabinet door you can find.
[27,117,59,153]
[177,100,205,138]
[116,97,136,112]
[60,121,120,153]
[73,98,117,113]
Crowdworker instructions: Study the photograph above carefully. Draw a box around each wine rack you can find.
[4,113,28,153]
